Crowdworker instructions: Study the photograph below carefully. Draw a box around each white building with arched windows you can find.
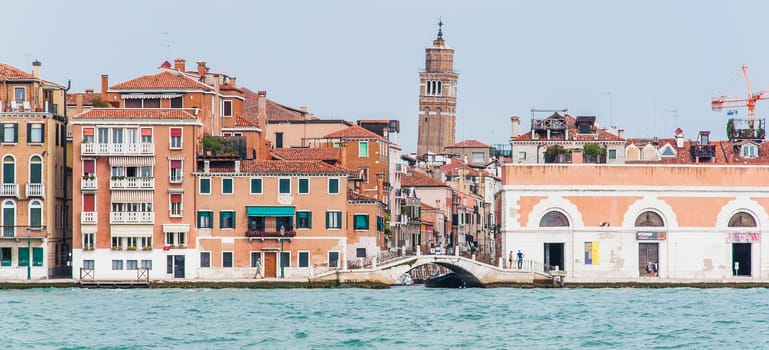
[500,164,769,283]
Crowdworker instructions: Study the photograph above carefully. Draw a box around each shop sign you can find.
[727,232,760,243]
[636,231,667,241]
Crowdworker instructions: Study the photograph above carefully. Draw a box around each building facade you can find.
[0,62,70,279]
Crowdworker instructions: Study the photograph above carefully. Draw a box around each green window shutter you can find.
[223,178,233,193]
[18,247,29,267]
[32,247,43,266]
[41,124,45,143]
[251,178,262,193]
[0,124,4,143]
[299,179,309,194]
[27,124,31,144]
[232,211,236,229]
[3,163,14,184]
[279,179,290,193]
[30,208,41,228]
[200,178,210,194]
[220,211,226,228]
[1,248,11,266]
[359,142,368,157]
[30,163,42,183]
[12,124,17,143]
[354,214,369,229]
[329,178,339,193]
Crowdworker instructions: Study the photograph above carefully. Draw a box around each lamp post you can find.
[280,224,285,279]
[27,233,31,280]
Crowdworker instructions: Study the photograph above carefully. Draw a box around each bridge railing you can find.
[506,260,561,274]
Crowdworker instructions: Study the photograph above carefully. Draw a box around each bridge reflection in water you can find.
[310,254,561,288]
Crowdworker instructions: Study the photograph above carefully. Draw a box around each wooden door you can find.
[264,252,277,278]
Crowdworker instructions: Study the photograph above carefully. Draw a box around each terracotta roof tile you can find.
[111,71,213,90]
[66,92,102,106]
[266,99,315,121]
[271,148,341,161]
[234,115,259,127]
[438,158,480,176]
[203,160,350,174]
[446,139,491,148]
[0,64,34,80]
[401,170,448,188]
[73,108,198,120]
[323,125,386,140]
[220,82,244,93]
[626,138,769,165]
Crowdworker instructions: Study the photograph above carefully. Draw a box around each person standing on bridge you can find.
[516,250,524,269]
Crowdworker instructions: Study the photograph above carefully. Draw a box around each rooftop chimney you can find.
[257,90,267,122]
[174,58,186,72]
[32,60,41,79]
[85,88,94,93]
[230,77,237,86]
[197,60,208,76]
[101,75,109,95]
[675,129,685,149]
[511,115,520,139]
[75,94,83,115]
[618,129,624,138]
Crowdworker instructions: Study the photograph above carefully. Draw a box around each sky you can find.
[6,0,769,153]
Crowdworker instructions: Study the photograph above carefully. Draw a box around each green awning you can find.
[247,206,295,217]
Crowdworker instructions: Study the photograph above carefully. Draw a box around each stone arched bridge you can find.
[310,255,555,287]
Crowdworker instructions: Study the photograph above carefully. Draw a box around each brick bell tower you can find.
[417,20,458,156]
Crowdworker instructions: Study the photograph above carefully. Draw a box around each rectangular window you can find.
[356,248,367,258]
[165,232,175,246]
[377,216,384,232]
[326,211,342,229]
[127,237,138,249]
[170,96,183,109]
[1,247,12,266]
[32,247,43,266]
[472,152,485,163]
[170,193,182,217]
[83,233,95,250]
[354,214,369,230]
[250,178,263,194]
[222,252,233,268]
[220,211,235,229]
[83,259,95,270]
[170,128,182,149]
[141,237,152,249]
[14,87,25,102]
[298,178,309,194]
[112,237,122,249]
[199,178,211,194]
[279,178,291,194]
[200,252,211,268]
[518,151,527,161]
[296,211,312,229]
[328,178,339,194]
[143,98,160,108]
[328,251,339,268]
[359,141,369,157]
[141,260,153,270]
[1,123,18,143]
[126,260,138,270]
[275,132,284,148]
[28,124,44,143]
[170,160,182,183]
[197,211,213,228]
[222,100,233,117]
[299,251,309,268]
[281,252,291,268]
[112,260,124,270]
[222,178,234,194]
[18,248,29,266]
[250,252,262,268]
[608,149,617,160]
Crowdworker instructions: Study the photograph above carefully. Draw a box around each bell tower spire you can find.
[417,19,458,156]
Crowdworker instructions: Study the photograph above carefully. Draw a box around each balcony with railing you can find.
[25,183,44,198]
[0,183,19,197]
[690,144,716,159]
[81,177,97,191]
[0,226,47,239]
[246,223,296,238]
[81,211,97,224]
[110,177,154,190]
[110,211,155,224]
[81,142,155,156]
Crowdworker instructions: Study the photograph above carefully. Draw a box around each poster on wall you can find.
[636,231,667,240]
[584,242,600,265]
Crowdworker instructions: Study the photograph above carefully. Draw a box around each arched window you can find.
[539,211,570,227]
[728,212,757,227]
[29,200,42,229]
[30,155,42,184]
[2,156,14,184]
[2,200,15,237]
[626,145,640,161]
[635,211,664,227]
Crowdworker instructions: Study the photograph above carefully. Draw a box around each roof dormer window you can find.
[741,143,758,158]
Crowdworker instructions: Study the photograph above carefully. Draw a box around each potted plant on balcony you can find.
[142,245,152,251]
[111,245,121,250]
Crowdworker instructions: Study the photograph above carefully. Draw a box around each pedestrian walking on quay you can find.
[516,250,524,269]
[509,251,514,269]
[254,259,262,279]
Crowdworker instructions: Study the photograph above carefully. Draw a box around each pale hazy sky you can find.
[6,0,769,152]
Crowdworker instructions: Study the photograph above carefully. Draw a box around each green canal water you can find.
[1,287,766,349]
